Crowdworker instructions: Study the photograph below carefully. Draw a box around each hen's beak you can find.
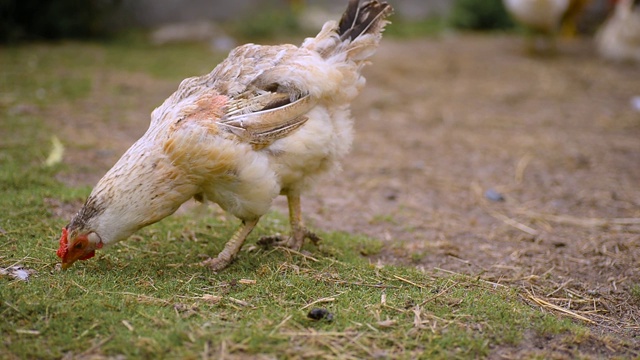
[60,244,91,270]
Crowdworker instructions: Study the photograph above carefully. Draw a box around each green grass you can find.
[0,39,585,359]
[385,17,448,38]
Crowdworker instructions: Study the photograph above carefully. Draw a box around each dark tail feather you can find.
[338,0,393,42]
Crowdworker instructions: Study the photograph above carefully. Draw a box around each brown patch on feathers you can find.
[182,93,227,122]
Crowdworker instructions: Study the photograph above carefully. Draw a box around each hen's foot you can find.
[201,255,234,272]
[201,218,259,272]
[257,228,321,250]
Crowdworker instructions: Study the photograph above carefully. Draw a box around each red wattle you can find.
[79,250,95,260]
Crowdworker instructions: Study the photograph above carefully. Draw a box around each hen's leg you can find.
[202,218,259,271]
[259,189,320,250]
[285,190,321,250]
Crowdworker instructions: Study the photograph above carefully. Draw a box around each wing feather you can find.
[218,95,315,148]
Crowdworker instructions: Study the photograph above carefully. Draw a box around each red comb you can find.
[56,228,69,259]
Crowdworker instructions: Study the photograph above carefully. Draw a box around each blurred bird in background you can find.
[596,0,640,62]
[561,0,592,36]
[56,0,393,271]
[503,0,592,53]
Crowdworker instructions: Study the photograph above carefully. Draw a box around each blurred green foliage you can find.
[227,8,301,41]
[0,0,121,43]
[449,0,515,30]
[385,17,446,38]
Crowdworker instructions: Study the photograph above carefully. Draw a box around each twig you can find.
[300,295,340,310]
[122,320,134,332]
[518,210,640,228]
[526,292,595,324]
[176,273,198,293]
[71,279,89,293]
[275,246,319,262]
[392,274,426,289]
[487,210,538,236]
[228,297,253,308]
[419,281,458,307]
[382,304,406,313]
[546,279,572,297]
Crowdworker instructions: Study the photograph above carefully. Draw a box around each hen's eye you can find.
[74,243,83,249]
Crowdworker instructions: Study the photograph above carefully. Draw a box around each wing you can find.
[209,44,320,149]
[160,41,344,158]
[218,94,315,149]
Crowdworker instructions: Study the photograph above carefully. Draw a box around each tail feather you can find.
[303,0,393,60]
[338,0,393,42]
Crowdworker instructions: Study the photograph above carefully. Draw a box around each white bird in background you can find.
[56,0,393,271]
[503,0,588,53]
[596,0,640,62]
[504,0,571,32]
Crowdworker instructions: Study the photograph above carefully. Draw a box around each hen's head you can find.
[56,226,104,270]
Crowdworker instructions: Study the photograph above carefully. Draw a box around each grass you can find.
[384,17,448,38]
[0,38,587,359]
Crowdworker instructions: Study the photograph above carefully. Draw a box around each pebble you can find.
[484,188,505,202]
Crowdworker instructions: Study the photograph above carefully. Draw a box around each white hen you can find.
[596,0,640,62]
[56,0,393,271]
[504,0,571,32]
[503,0,572,52]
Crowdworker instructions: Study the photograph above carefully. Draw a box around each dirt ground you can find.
[52,35,640,354]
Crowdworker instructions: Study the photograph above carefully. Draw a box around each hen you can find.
[504,0,571,32]
[596,0,640,62]
[503,0,586,52]
[56,0,393,271]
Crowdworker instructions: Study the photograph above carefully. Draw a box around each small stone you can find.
[307,308,333,321]
[484,188,505,202]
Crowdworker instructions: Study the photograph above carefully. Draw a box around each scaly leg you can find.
[202,218,259,271]
[258,189,320,250]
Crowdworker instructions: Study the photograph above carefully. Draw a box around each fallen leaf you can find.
[45,135,64,167]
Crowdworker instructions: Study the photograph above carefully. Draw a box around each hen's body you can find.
[58,0,393,270]
[503,0,576,53]
[504,0,571,33]
[596,0,640,62]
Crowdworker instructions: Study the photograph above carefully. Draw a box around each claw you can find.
[257,228,320,250]
[201,257,232,272]
[256,235,284,247]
